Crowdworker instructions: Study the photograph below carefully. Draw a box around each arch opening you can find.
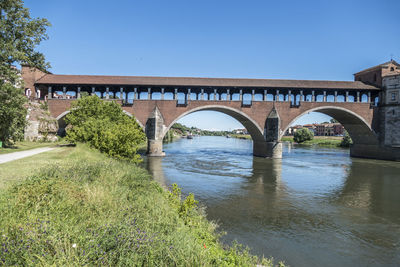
[282,106,378,146]
[162,106,265,144]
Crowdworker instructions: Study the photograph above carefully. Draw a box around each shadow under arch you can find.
[55,109,145,136]
[162,105,265,142]
[282,106,378,145]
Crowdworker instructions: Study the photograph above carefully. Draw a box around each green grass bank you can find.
[0,144,281,266]
[232,134,344,147]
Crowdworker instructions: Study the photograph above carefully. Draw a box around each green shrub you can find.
[65,96,145,163]
[340,131,353,147]
[293,128,314,143]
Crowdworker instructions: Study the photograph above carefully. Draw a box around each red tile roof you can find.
[35,74,380,90]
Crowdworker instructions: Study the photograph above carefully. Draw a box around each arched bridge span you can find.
[48,98,381,159]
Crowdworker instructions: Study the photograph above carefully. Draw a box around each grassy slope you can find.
[0,141,59,155]
[0,144,280,266]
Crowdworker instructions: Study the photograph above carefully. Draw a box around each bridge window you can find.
[190,92,197,100]
[231,93,239,101]
[164,92,174,100]
[390,67,395,71]
[152,92,162,100]
[361,94,368,102]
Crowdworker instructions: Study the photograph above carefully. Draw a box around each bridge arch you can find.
[282,106,378,145]
[163,105,265,143]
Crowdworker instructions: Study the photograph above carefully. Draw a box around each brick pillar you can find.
[77,86,81,99]
[187,88,191,101]
[91,86,95,96]
[275,90,280,101]
[148,88,151,100]
[251,89,255,101]
[311,90,315,102]
[174,88,178,100]
[63,86,66,99]
[226,89,230,101]
[134,87,138,100]
[288,90,292,103]
[263,89,267,101]
[323,91,327,102]
[356,91,360,102]
[239,89,243,101]
[201,89,204,100]
[368,92,371,103]
[161,88,165,100]
[334,91,338,102]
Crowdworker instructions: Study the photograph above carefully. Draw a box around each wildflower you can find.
[203,244,206,249]
[72,243,77,248]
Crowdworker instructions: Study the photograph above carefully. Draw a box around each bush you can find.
[293,128,314,143]
[340,131,353,147]
[65,96,145,163]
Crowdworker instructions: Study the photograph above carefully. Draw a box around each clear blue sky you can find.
[25,0,400,130]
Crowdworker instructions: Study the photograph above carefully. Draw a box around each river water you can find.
[145,136,400,266]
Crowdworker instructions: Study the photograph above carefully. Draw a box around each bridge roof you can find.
[36,74,380,90]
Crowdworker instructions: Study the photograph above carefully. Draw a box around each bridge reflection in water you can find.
[144,136,400,267]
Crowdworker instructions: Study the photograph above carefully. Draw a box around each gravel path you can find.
[0,147,56,164]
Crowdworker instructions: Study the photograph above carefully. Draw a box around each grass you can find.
[0,144,282,266]
[0,147,74,191]
[281,136,342,147]
[0,141,60,155]
[231,134,343,147]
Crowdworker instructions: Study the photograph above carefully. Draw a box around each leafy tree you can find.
[330,118,338,123]
[340,131,353,147]
[65,96,146,163]
[293,128,314,143]
[0,0,50,147]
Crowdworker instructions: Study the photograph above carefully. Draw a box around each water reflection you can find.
[145,137,400,267]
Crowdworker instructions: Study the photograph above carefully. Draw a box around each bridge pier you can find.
[145,107,166,157]
[253,141,282,158]
[254,107,283,159]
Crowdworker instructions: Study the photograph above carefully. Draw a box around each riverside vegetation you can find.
[0,145,279,266]
[0,96,282,266]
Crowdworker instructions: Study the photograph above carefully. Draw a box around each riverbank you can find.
[0,144,280,266]
[231,134,344,147]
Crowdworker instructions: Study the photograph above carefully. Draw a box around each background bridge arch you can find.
[162,105,265,142]
[281,105,378,145]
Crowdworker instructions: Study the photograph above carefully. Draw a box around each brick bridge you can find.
[22,61,400,160]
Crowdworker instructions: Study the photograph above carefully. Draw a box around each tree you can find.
[65,96,146,163]
[0,0,51,147]
[294,128,314,143]
[340,131,353,147]
[330,118,338,123]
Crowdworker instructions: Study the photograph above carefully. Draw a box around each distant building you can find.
[233,128,248,134]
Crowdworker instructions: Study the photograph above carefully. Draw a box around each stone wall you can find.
[381,74,400,147]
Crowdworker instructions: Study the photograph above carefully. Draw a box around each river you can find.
[145,136,400,267]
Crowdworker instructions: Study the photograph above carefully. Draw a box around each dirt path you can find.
[0,147,56,164]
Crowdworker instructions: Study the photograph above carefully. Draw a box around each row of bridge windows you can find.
[52,90,377,105]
